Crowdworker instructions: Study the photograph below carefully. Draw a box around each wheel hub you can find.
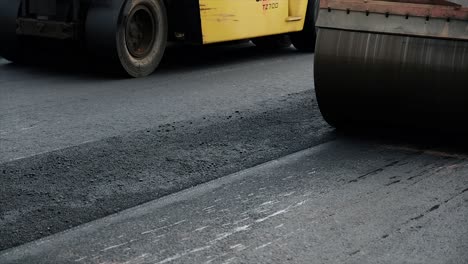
[125,5,156,58]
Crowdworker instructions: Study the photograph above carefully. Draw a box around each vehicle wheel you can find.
[118,0,168,77]
[86,0,168,77]
[252,35,291,50]
[290,0,319,52]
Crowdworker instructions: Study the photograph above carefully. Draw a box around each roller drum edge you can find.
[314,28,468,131]
[0,0,22,62]
[290,0,320,52]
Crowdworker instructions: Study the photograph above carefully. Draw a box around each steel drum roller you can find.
[314,0,468,130]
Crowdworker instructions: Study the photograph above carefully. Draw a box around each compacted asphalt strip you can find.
[1,138,467,264]
[1,44,334,250]
[0,90,334,251]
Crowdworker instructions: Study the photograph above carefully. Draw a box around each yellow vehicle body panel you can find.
[199,0,309,44]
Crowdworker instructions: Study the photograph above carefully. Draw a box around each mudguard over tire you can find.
[290,0,319,52]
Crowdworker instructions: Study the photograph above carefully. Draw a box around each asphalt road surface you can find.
[1,138,467,264]
[0,43,333,251]
[0,43,467,263]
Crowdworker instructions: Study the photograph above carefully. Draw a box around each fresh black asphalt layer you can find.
[1,43,329,250]
[0,91,333,250]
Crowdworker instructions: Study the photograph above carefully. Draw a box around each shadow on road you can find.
[0,42,303,80]
[337,128,468,158]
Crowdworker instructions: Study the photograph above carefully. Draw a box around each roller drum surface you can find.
[314,28,468,130]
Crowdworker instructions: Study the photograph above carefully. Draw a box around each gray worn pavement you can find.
[0,44,315,163]
[1,138,467,264]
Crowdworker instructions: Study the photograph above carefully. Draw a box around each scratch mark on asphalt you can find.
[409,204,441,221]
[385,180,401,186]
[74,256,87,262]
[101,242,128,252]
[156,253,182,264]
[155,246,211,264]
[428,204,440,212]
[260,200,276,206]
[194,226,208,232]
[230,243,246,251]
[141,220,186,235]
[294,200,308,207]
[190,246,211,253]
[234,225,250,232]
[203,206,215,211]
[211,232,233,243]
[209,225,251,244]
[255,242,272,250]
[255,209,288,223]
[348,160,402,183]
[281,191,296,197]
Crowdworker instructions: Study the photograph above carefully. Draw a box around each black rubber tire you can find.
[252,35,292,50]
[0,0,22,62]
[86,0,168,77]
[290,0,319,52]
[117,0,167,77]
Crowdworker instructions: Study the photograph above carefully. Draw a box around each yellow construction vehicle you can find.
[314,0,468,129]
[0,0,318,77]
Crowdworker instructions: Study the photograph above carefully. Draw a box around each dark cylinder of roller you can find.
[313,0,468,131]
[314,29,468,130]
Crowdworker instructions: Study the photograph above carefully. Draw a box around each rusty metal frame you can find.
[320,0,468,20]
[16,18,77,40]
